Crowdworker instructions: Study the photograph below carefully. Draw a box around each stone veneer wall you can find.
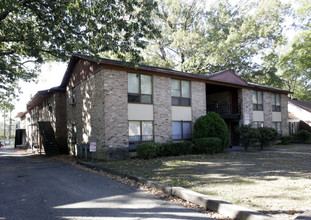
[241,88,253,125]
[153,75,172,143]
[281,94,289,135]
[263,92,273,127]
[191,81,206,122]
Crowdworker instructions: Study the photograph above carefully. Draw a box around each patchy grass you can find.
[96,144,311,219]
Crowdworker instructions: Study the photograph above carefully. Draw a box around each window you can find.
[128,73,152,104]
[252,91,263,110]
[273,122,282,134]
[171,79,191,106]
[272,94,281,112]
[128,121,153,150]
[252,121,263,128]
[172,121,192,140]
[289,122,297,135]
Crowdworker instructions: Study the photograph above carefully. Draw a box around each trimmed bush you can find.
[157,141,193,157]
[237,125,260,151]
[281,135,292,145]
[257,127,278,149]
[193,137,222,154]
[177,141,193,155]
[137,142,161,159]
[296,130,311,141]
[193,112,230,152]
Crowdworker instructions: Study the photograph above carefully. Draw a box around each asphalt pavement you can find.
[0,146,212,220]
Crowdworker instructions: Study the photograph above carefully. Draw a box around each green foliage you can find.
[279,30,311,101]
[237,125,260,151]
[137,141,193,159]
[281,135,293,145]
[193,137,222,154]
[193,112,230,151]
[157,141,192,157]
[0,0,158,100]
[296,130,311,141]
[137,142,161,159]
[142,0,288,86]
[257,127,278,149]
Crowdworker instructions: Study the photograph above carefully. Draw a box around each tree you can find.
[0,0,158,101]
[142,0,288,85]
[277,0,311,100]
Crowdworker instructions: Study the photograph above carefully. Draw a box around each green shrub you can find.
[237,125,260,151]
[157,143,178,156]
[193,112,230,152]
[193,137,222,154]
[157,141,193,157]
[177,141,193,155]
[257,127,278,149]
[137,142,161,159]
[281,135,292,145]
[296,130,311,141]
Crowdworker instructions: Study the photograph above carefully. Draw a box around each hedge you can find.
[193,137,222,154]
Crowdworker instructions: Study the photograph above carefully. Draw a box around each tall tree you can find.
[142,0,288,87]
[278,0,311,100]
[0,0,158,101]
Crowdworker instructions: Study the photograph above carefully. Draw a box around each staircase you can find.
[38,121,60,156]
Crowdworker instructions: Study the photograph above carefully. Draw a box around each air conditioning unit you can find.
[68,98,76,105]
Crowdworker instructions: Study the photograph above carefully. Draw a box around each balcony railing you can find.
[207,104,241,119]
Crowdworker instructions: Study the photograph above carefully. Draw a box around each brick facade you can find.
[191,81,206,122]
[153,75,172,143]
[241,88,253,125]
[22,55,291,160]
[281,94,289,135]
[263,92,273,127]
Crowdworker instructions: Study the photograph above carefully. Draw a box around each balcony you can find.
[207,103,241,119]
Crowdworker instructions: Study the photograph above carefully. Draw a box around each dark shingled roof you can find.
[289,99,311,113]
[59,53,291,95]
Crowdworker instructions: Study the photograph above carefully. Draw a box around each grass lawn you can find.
[95,144,311,219]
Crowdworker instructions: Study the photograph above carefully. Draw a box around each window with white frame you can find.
[272,93,281,112]
[128,73,152,104]
[172,121,192,140]
[252,121,263,128]
[171,79,191,106]
[252,90,263,110]
[273,122,282,134]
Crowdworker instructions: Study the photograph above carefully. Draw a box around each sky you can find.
[12,62,67,117]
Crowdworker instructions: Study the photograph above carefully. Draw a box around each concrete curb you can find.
[77,161,274,220]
